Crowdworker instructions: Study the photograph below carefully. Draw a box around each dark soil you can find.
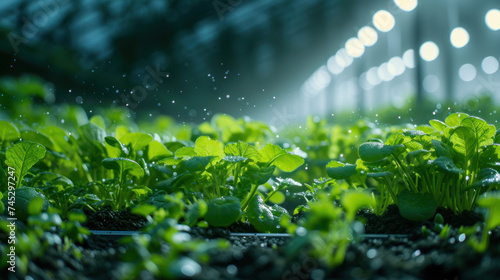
[10,205,499,280]
[83,207,148,230]
[359,204,484,235]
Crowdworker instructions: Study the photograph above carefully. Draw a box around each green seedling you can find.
[466,191,500,252]
[102,157,145,210]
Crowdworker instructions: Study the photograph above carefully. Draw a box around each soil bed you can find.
[11,206,500,280]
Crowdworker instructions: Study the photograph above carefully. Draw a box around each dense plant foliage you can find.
[1,75,500,277]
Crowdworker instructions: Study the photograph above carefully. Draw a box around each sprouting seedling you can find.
[466,191,500,252]
[102,157,145,210]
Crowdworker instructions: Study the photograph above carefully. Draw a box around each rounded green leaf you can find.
[0,121,20,142]
[431,156,463,174]
[326,160,357,180]
[397,190,437,222]
[183,156,213,172]
[358,142,400,162]
[79,123,106,144]
[90,115,106,130]
[205,196,241,227]
[259,143,304,172]
[20,130,54,150]
[120,132,153,151]
[445,112,469,127]
[148,140,172,161]
[406,149,430,163]
[247,194,289,233]
[194,136,225,158]
[470,168,500,192]
[102,157,144,178]
[12,187,49,221]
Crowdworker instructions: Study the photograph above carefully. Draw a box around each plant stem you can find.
[241,184,258,211]
[392,154,417,192]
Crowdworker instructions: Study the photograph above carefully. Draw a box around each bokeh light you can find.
[423,75,440,93]
[402,49,415,68]
[394,0,418,12]
[358,26,378,47]
[378,62,394,82]
[335,48,353,67]
[481,56,499,74]
[450,27,469,48]
[458,64,477,82]
[485,9,500,31]
[373,10,395,32]
[327,55,344,75]
[388,57,406,76]
[345,37,365,58]
[419,41,439,62]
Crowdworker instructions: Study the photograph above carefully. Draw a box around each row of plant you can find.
[1,106,500,278]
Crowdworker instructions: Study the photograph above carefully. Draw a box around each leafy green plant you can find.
[157,136,304,231]
[121,208,229,279]
[326,113,500,220]
[101,157,146,210]
[285,188,374,267]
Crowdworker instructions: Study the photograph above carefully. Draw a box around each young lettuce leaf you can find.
[6,141,47,188]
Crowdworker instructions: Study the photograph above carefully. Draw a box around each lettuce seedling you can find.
[286,189,374,267]
[158,136,304,230]
[102,157,145,210]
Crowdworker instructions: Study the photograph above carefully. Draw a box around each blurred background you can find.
[0,0,499,126]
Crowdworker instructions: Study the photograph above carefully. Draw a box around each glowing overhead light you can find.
[423,75,440,93]
[310,66,331,91]
[345,38,365,58]
[419,41,439,62]
[358,26,378,47]
[485,9,500,31]
[402,49,415,68]
[378,62,394,82]
[458,64,477,82]
[450,27,469,48]
[359,72,374,91]
[335,48,353,67]
[394,0,418,12]
[388,57,406,76]
[366,67,381,86]
[481,56,499,74]
[327,56,344,75]
[373,10,395,32]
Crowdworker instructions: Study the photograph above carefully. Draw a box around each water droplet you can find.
[366,248,377,259]
[458,233,466,242]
